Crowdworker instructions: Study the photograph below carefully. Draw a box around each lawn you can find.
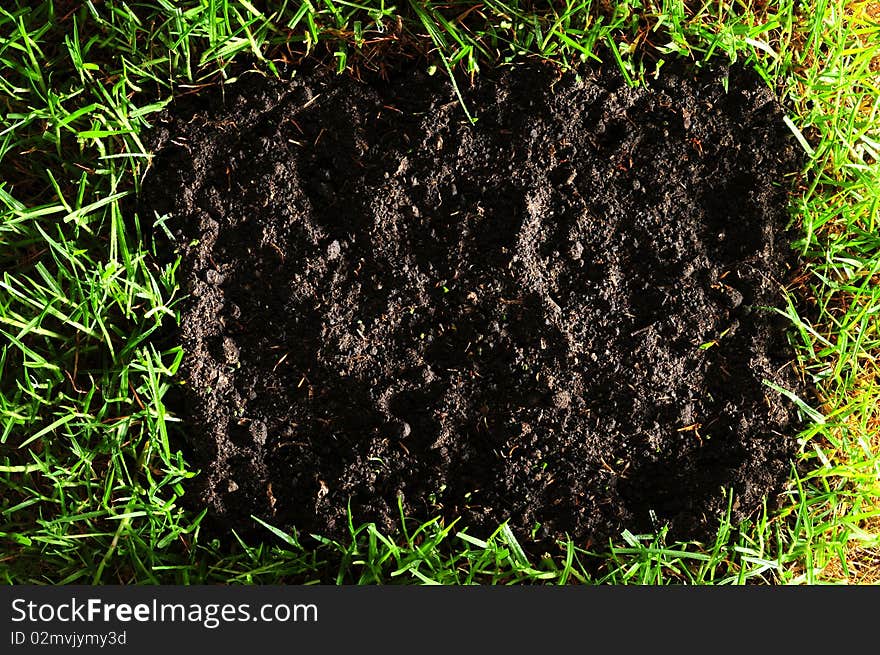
[1,0,878,584]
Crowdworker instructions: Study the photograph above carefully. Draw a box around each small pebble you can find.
[723,286,744,309]
[554,390,571,410]
[222,337,239,364]
[205,269,224,285]
[327,239,342,260]
[249,420,267,445]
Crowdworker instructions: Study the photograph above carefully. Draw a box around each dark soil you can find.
[142,59,804,547]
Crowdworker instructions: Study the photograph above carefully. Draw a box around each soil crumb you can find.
[142,59,804,546]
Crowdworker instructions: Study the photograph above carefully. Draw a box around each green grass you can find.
[1,0,878,584]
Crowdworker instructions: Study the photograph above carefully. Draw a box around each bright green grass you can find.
[1,1,878,584]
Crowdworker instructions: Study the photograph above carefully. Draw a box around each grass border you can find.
[1,0,878,584]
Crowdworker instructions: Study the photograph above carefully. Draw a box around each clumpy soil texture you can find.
[143,60,804,546]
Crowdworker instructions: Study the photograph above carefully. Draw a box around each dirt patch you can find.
[142,59,804,546]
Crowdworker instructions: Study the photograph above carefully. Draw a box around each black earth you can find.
[142,59,804,547]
